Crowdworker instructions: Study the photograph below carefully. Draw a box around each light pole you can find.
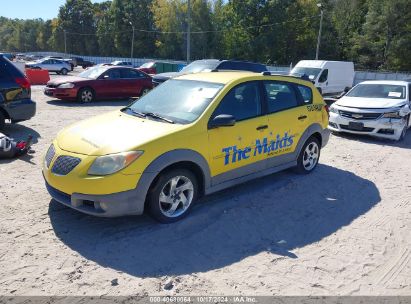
[315,3,323,60]
[186,0,191,63]
[64,30,67,55]
[129,21,135,59]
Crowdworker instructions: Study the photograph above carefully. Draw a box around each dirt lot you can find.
[0,68,410,296]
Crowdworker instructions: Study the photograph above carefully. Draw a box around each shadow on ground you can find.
[46,99,133,108]
[332,129,411,150]
[49,164,380,277]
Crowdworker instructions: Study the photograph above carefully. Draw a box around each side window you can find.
[264,81,299,113]
[297,85,313,104]
[318,69,328,83]
[212,81,261,121]
[43,59,51,64]
[105,69,121,79]
[121,69,143,79]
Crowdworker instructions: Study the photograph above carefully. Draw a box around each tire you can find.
[77,87,95,103]
[399,115,409,141]
[82,65,87,69]
[148,169,198,223]
[0,111,6,130]
[295,136,321,174]
[60,68,68,75]
[140,88,150,96]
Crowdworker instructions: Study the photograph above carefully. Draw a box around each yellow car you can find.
[43,71,330,223]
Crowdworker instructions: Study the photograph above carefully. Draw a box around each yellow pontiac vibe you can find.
[43,71,330,223]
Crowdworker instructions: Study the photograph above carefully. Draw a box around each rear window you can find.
[0,57,24,80]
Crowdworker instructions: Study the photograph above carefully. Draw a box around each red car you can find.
[44,66,152,103]
[138,61,157,74]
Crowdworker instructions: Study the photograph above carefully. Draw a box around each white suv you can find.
[328,80,411,141]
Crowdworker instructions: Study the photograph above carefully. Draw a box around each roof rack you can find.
[260,71,312,82]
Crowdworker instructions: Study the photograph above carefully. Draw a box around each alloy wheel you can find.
[158,175,194,218]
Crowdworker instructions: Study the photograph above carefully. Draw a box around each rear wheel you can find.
[140,88,150,96]
[77,87,94,103]
[0,111,6,130]
[295,136,321,174]
[148,169,198,223]
[60,68,68,75]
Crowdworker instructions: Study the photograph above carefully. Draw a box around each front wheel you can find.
[77,87,94,103]
[148,169,198,223]
[295,137,321,174]
[60,68,68,75]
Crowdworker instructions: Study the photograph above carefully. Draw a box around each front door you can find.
[208,81,269,185]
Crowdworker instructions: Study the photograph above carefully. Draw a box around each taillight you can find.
[15,77,31,90]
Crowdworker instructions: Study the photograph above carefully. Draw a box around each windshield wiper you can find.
[143,112,174,124]
[122,107,146,118]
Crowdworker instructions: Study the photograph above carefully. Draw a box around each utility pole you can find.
[64,30,67,54]
[129,22,135,59]
[315,3,323,60]
[186,0,191,63]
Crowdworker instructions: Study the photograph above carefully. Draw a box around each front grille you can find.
[45,144,56,168]
[340,125,374,132]
[51,156,81,175]
[339,110,382,120]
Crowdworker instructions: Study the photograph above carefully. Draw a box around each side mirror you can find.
[208,114,236,129]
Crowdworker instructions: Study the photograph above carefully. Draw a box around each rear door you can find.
[120,68,148,97]
[263,80,311,167]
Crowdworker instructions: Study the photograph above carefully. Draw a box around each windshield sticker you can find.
[388,92,402,97]
[222,132,295,165]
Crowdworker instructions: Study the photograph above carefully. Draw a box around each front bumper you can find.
[328,111,406,140]
[43,143,146,217]
[45,180,144,217]
[44,87,78,100]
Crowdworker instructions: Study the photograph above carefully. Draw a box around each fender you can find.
[133,149,211,212]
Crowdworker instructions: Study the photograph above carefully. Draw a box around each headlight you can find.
[88,151,144,176]
[329,105,339,113]
[382,112,401,119]
[58,83,75,89]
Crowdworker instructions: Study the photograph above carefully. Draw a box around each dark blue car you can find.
[0,55,36,129]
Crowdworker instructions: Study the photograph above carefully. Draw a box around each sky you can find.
[0,0,109,20]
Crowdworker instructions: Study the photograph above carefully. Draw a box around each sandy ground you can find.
[0,68,410,296]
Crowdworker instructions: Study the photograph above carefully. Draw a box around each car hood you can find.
[47,76,90,86]
[335,96,407,109]
[56,111,184,156]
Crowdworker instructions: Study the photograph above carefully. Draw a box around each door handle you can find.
[256,125,268,130]
[298,115,307,120]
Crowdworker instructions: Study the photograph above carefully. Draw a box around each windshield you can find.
[347,84,406,99]
[127,79,223,124]
[140,62,155,68]
[180,61,217,74]
[291,67,322,80]
[78,67,107,79]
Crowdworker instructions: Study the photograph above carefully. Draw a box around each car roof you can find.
[359,80,410,86]
[176,71,311,85]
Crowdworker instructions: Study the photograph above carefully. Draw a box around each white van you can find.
[291,60,354,96]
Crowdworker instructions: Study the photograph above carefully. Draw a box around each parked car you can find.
[0,56,36,129]
[46,56,75,71]
[152,59,268,86]
[44,66,152,102]
[291,60,354,96]
[110,61,133,67]
[0,53,15,61]
[26,58,72,75]
[42,71,329,222]
[328,80,411,141]
[138,61,183,75]
[71,57,95,69]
